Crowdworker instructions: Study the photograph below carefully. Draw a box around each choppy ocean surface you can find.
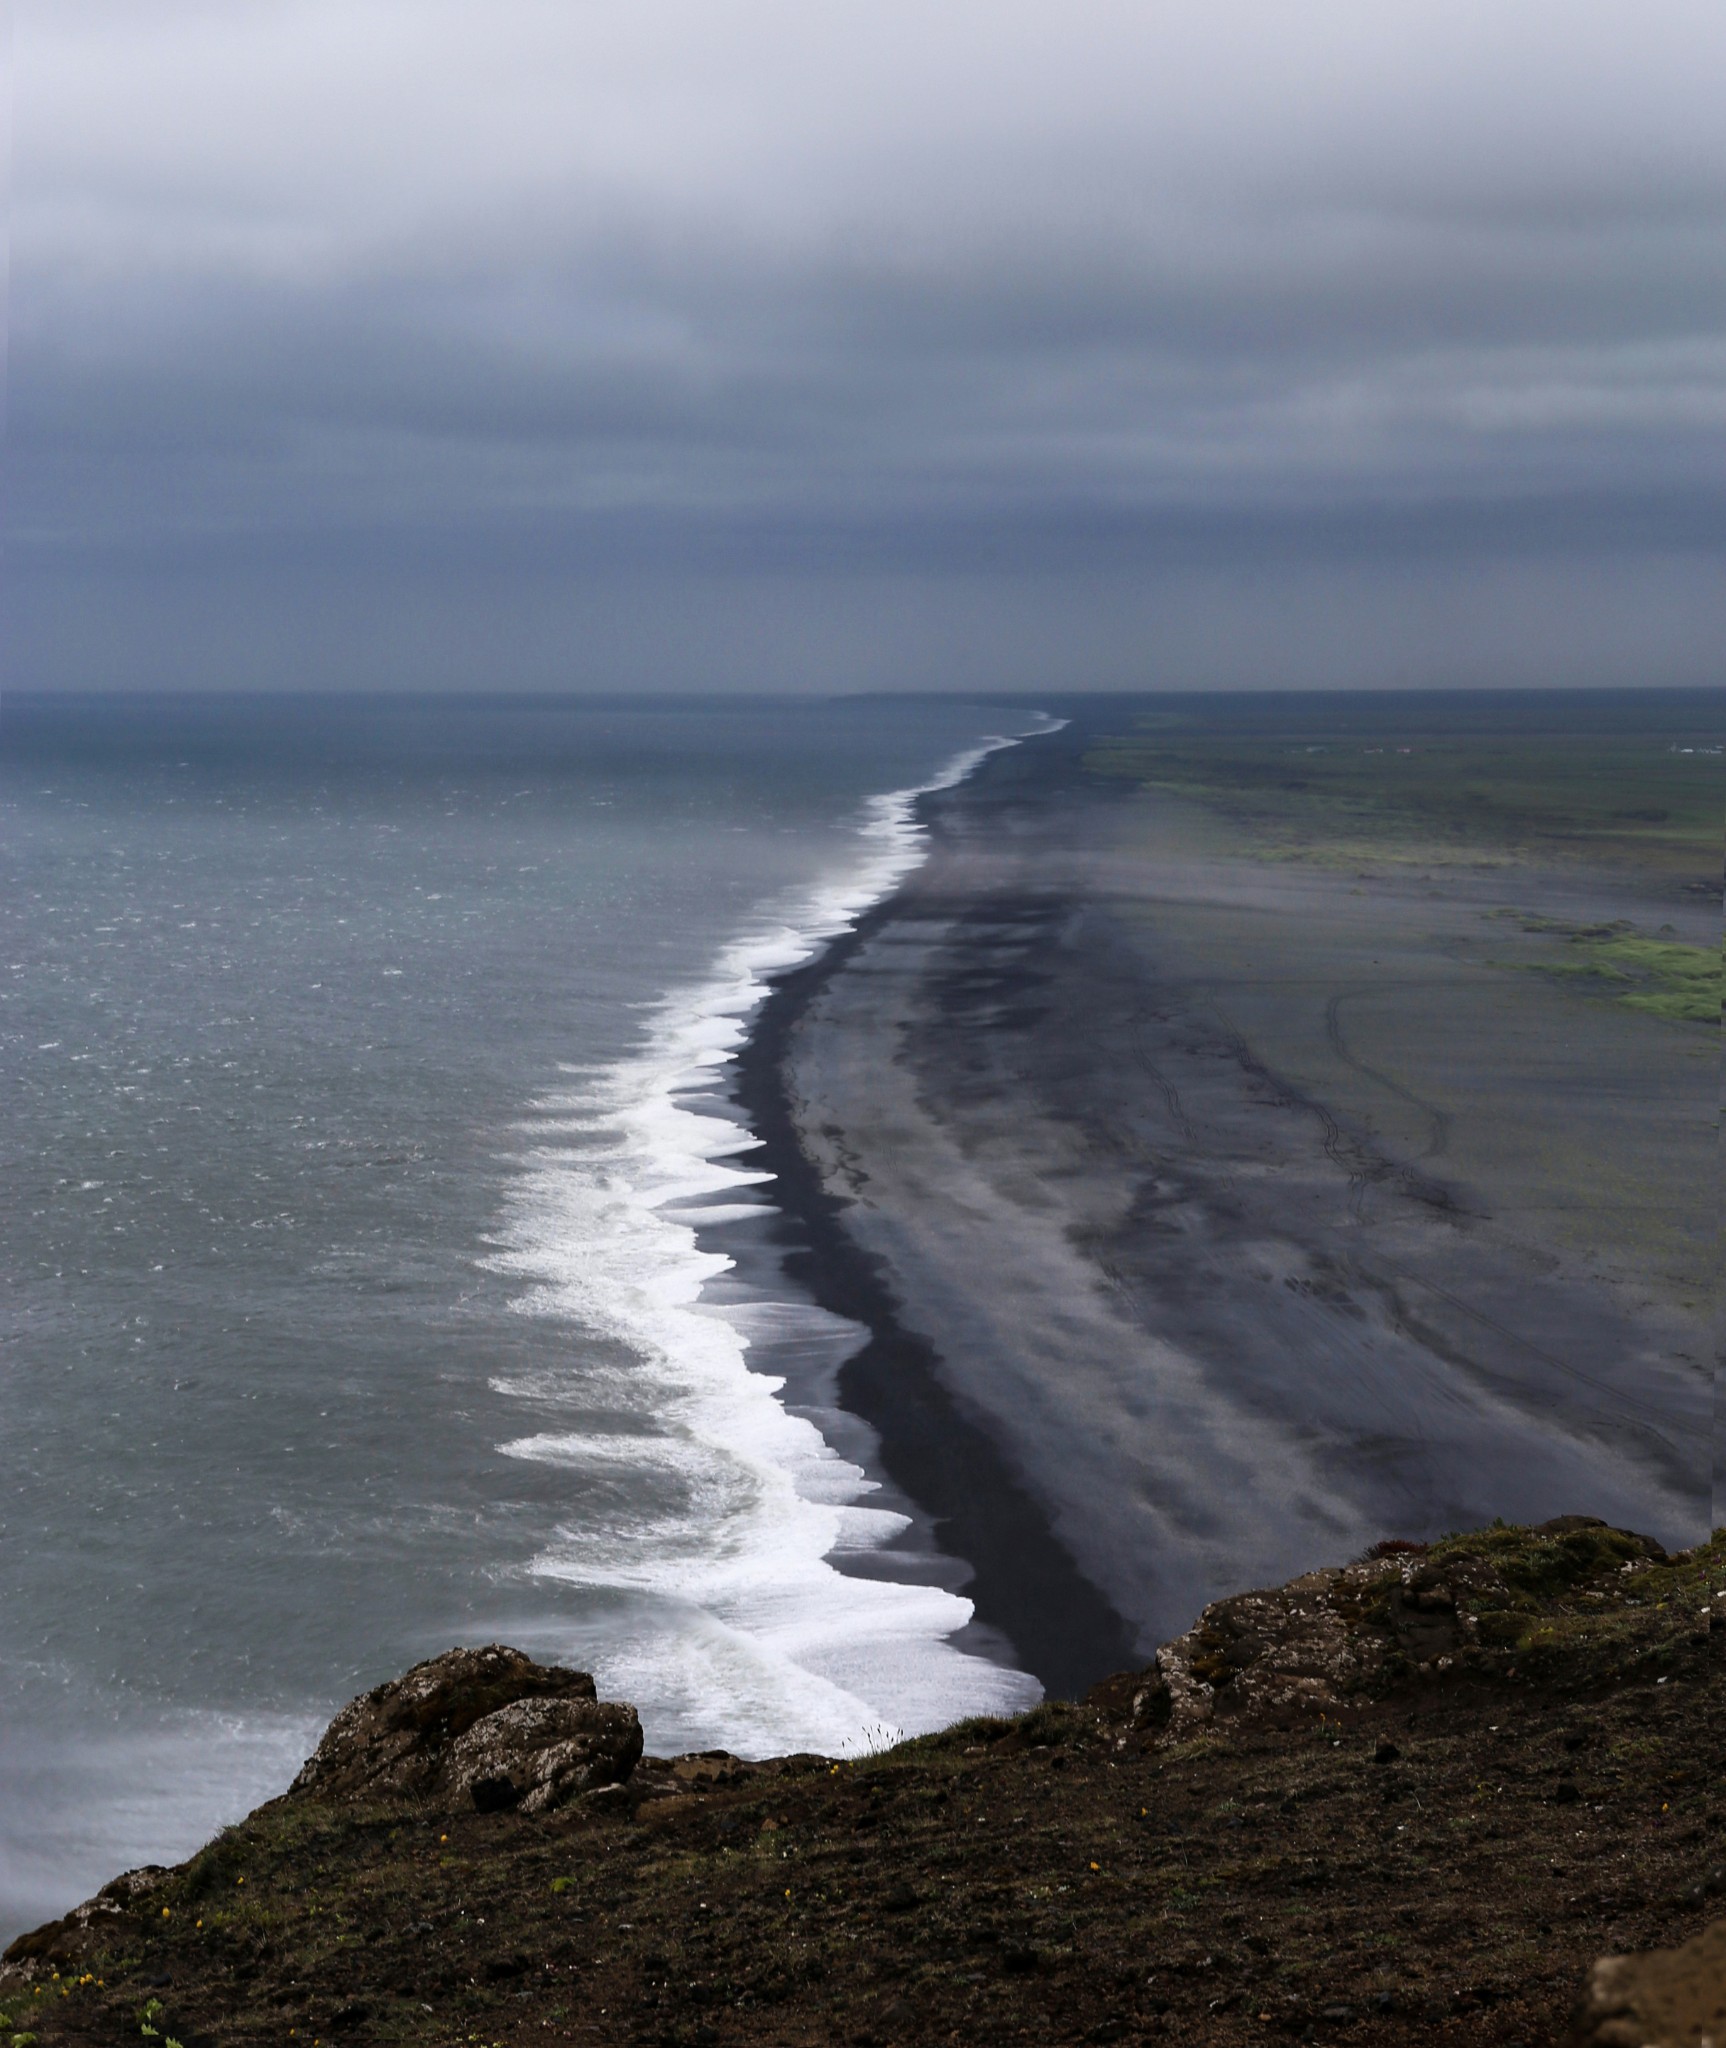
[0,693,1046,1938]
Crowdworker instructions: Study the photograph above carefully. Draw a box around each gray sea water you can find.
[0,693,1045,1939]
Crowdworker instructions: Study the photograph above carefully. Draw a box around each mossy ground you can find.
[8,1525,1726,2047]
[1482,914,1720,1025]
[1083,730,1723,890]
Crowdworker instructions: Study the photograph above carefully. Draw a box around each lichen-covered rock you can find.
[1572,1917,1726,2047]
[289,1644,639,1812]
[1152,1564,1393,1737]
[443,1694,643,1815]
[1125,1516,1674,1741]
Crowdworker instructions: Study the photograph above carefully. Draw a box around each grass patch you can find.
[1084,729,1723,883]
[1486,913,1721,1026]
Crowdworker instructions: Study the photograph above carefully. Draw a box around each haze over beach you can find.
[3,0,1723,1998]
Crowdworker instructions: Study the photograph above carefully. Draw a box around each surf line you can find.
[489,722,1062,1756]
[729,718,1141,1702]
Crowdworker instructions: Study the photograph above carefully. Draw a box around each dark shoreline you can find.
[722,690,1716,1704]
[728,740,1138,1702]
[725,700,1714,1684]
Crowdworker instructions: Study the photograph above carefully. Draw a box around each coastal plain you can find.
[776,696,1721,1684]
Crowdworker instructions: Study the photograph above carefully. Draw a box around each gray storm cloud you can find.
[10,0,1725,691]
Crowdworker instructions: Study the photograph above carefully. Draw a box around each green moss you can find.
[1489,917,1721,1026]
[1015,1701,1086,1746]
[1084,729,1722,885]
[1403,1525,1726,1689]
[899,1714,1022,1754]
[1625,988,1721,1022]
[1431,1520,1656,1603]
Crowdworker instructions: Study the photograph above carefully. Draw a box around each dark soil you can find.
[8,1520,1726,2048]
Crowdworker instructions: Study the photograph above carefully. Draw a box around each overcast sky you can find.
[10,0,1724,692]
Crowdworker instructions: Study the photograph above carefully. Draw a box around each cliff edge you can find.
[6,1516,1725,2046]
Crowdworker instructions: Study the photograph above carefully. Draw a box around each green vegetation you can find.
[1427,1517,1667,1605]
[1403,1522,1726,1692]
[1485,913,1721,1024]
[1085,727,1723,883]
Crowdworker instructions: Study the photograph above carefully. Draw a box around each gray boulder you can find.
[289,1644,641,1813]
[444,1694,644,1815]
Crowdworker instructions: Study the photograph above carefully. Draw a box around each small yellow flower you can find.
[162,1906,171,1917]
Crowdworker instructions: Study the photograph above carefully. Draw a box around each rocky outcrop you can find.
[4,1518,1722,2046]
[1573,1918,1726,2047]
[288,1644,642,1814]
[438,1693,644,1814]
[1137,1515,1672,1741]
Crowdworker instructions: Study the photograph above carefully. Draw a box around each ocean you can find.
[0,692,1045,1939]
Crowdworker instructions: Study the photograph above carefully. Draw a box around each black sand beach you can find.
[740,697,1720,1697]
[7,697,1724,2048]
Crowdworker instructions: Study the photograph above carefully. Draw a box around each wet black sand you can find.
[736,706,1716,1697]
[731,868,1141,1702]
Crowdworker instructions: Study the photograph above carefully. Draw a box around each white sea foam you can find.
[488,723,1063,1756]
